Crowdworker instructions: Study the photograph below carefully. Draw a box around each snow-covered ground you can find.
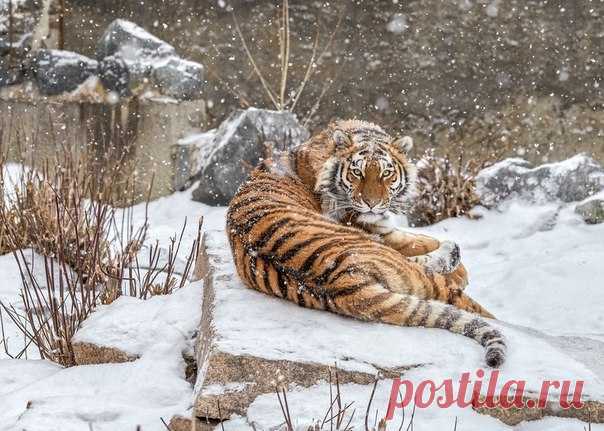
[418,201,604,337]
[1,163,603,430]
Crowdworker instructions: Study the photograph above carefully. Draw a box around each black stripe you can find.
[235,203,283,222]
[247,249,258,287]
[328,260,388,286]
[313,250,353,285]
[434,306,462,329]
[406,300,424,325]
[416,302,432,327]
[251,218,292,248]
[327,284,364,300]
[276,268,289,299]
[298,239,340,273]
[480,330,502,346]
[280,237,323,263]
[262,259,271,293]
[463,318,489,339]
[269,230,298,253]
[297,288,306,308]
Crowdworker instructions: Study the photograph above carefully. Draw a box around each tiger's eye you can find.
[382,170,392,178]
[352,168,363,177]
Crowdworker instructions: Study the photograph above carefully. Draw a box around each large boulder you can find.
[96,19,205,100]
[0,57,24,87]
[172,129,217,191]
[476,154,604,207]
[98,55,130,96]
[96,19,173,95]
[96,19,176,61]
[152,57,205,100]
[192,108,309,205]
[194,229,604,426]
[30,49,98,95]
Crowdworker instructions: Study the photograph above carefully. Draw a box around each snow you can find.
[2,160,604,430]
[0,282,202,431]
[228,381,604,431]
[113,19,173,49]
[416,201,604,336]
[486,0,500,18]
[476,154,604,205]
[386,13,408,34]
[73,282,202,358]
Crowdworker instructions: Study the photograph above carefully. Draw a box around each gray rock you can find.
[96,20,205,99]
[96,19,175,62]
[0,0,44,57]
[152,57,205,100]
[575,198,604,225]
[96,20,175,96]
[30,49,98,95]
[476,154,604,206]
[192,108,309,205]
[98,55,130,96]
[172,129,217,191]
[0,57,24,87]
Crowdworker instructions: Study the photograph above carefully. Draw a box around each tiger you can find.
[226,119,506,367]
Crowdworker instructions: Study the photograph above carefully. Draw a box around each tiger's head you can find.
[315,121,416,221]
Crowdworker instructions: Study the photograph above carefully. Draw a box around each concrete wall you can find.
[0,91,206,200]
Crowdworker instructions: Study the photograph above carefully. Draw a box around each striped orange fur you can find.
[226,120,506,367]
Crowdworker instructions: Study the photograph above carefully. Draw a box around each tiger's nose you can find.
[362,196,382,209]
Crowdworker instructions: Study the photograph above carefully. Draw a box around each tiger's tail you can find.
[328,285,506,367]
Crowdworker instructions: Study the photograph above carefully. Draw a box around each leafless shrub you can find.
[407,150,484,227]
[0,150,201,366]
[105,217,202,303]
[223,0,342,125]
[271,370,409,431]
[271,371,467,431]
[0,151,144,364]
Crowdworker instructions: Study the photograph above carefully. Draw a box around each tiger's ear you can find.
[332,129,353,151]
[391,136,413,154]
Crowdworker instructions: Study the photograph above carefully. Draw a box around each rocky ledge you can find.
[189,230,604,427]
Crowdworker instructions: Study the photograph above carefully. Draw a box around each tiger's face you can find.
[315,125,416,221]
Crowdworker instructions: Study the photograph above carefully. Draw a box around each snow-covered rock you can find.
[195,229,604,426]
[96,19,176,62]
[3,175,604,430]
[172,129,217,191]
[30,49,98,96]
[575,196,604,225]
[152,56,205,100]
[0,0,48,57]
[96,19,205,100]
[98,54,130,96]
[96,20,171,95]
[0,57,24,87]
[192,108,309,205]
[0,282,203,431]
[476,154,604,206]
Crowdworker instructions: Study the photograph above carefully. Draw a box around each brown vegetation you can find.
[0,149,200,366]
[406,150,486,227]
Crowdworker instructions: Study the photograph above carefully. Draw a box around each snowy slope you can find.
[416,201,604,337]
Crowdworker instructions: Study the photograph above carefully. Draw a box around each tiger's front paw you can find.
[424,240,461,274]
